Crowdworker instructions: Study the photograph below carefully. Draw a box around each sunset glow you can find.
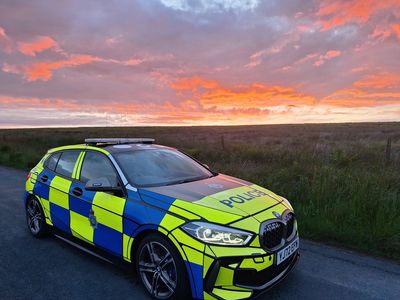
[0,0,399,127]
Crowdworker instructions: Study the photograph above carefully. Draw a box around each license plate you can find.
[277,238,299,265]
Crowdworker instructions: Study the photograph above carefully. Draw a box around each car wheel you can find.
[136,233,191,299]
[26,197,47,238]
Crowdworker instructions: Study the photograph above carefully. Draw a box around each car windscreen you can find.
[114,149,214,187]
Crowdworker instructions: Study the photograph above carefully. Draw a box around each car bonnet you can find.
[138,174,284,224]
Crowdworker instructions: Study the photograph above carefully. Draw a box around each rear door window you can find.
[55,151,80,178]
[45,152,61,171]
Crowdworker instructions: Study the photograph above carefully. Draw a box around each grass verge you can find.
[1,123,399,260]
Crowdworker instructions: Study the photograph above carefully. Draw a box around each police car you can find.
[25,138,299,299]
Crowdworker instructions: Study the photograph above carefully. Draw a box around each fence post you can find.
[385,137,392,166]
[221,135,225,150]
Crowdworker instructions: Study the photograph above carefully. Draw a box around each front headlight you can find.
[181,222,253,246]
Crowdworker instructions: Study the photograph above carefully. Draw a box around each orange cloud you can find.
[18,36,59,56]
[0,94,273,125]
[313,50,341,66]
[393,24,400,39]
[369,23,400,41]
[25,54,101,81]
[369,26,393,41]
[316,0,400,31]
[3,50,171,81]
[0,95,145,118]
[172,77,315,108]
[3,93,398,126]
[0,95,83,110]
[171,77,219,91]
[353,72,400,89]
[321,72,400,107]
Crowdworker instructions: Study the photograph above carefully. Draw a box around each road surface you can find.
[0,166,399,299]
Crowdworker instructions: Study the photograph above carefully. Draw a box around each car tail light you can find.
[26,172,31,181]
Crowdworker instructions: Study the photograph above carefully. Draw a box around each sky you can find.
[0,0,399,127]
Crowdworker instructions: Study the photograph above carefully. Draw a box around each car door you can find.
[47,150,82,234]
[71,150,126,257]
[33,151,61,225]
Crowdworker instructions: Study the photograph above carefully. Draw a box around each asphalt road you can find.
[0,166,399,300]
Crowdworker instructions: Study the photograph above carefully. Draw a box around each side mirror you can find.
[85,177,121,192]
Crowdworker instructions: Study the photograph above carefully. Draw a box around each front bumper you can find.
[204,243,299,299]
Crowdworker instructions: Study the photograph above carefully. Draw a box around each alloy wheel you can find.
[27,198,42,234]
[138,241,177,299]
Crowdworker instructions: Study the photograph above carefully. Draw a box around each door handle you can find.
[72,187,83,197]
[40,175,48,182]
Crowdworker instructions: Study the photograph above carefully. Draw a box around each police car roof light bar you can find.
[85,138,155,146]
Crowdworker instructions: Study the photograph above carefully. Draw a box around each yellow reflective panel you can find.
[229,217,259,234]
[239,255,274,272]
[92,192,125,216]
[203,255,215,278]
[222,286,252,292]
[123,234,133,262]
[45,218,53,226]
[209,245,266,257]
[167,233,187,261]
[250,184,281,198]
[38,197,53,225]
[168,205,201,221]
[49,176,71,209]
[194,185,282,217]
[229,263,239,268]
[173,200,241,224]
[214,266,234,286]
[70,211,94,243]
[85,145,110,155]
[39,198,51,221]
[92,205,123,232]
[252,203,287,222]
[27,170,39,193]
[205,245,216,257]
[171,228,205,251]
[38,153,50,167]
[48,145,87,153]
[26,180,34,193]
[159,213,185,231]
[182,245,204,265]
[72,152,85,180]
[212,288,252,300]
[249,237,261,248]
[158,227,168,235]
[203,292,218,300]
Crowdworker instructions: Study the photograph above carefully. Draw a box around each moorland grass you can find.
[0,123,399,260]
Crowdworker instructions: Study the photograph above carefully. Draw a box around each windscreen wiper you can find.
[166,176,208,186]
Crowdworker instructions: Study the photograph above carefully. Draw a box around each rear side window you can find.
[80,151,118,185]
[45,152,61,171]
[55,151,80,178]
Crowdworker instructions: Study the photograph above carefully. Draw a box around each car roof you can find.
[103,143,173,153]
[48,143,174,155]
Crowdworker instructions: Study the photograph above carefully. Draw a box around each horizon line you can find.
[0,120,399,130]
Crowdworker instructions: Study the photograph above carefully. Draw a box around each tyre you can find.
[26,196,47,238]
[136,233,191,299]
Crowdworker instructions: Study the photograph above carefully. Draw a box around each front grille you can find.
[262,221,284,249]
[260,211,296,250]
[284,212,295,239]
[234,252,297,287]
